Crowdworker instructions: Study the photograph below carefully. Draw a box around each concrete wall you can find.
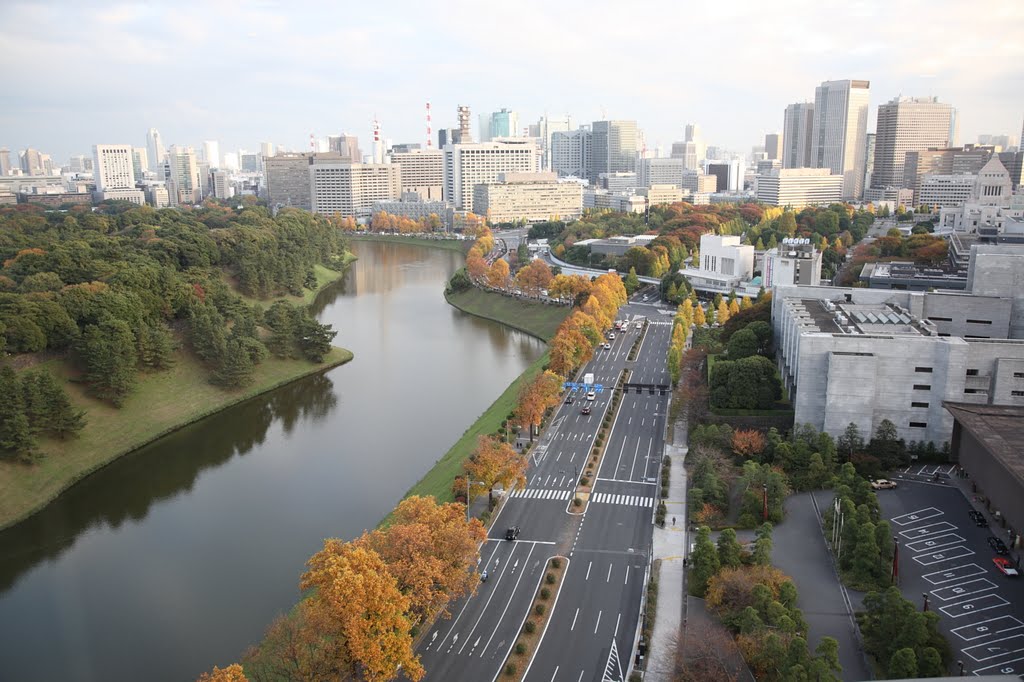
[955,426,1024,537]
[923,291,1012,339]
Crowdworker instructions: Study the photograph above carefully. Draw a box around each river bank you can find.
[0,261,357,532]
[349,232,470,253]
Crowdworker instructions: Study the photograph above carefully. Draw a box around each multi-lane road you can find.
[415,293,675,682]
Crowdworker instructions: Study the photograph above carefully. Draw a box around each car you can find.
[586,391,596,400]
[607,332,615,340]
[870,479,898,490]
[603,342,611,350]
[635,321,643,329]
[581,405,591,415]
[993,557,1019,577]
[565,395,575,404]
[480,570,488,582]
[505,526,520,541]
[987,536,1010,555]
[969,510,990,527]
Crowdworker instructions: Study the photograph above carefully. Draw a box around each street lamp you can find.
[922,593,930,612]
[957,660,965,676]
[891,537,899,584]
[465,478,487,520]
[762,484,769,522]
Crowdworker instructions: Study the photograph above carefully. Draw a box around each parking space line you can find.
[922,563,987,585]
[962,634,1024,662]
[906,533,967,553]
[913,545,974,566]
[899,521,958,540]
[952,615,1024,642]
[973,655,1024,676]
[891,507,944,526]
[939,594,1010,619]
[930,578,998,601]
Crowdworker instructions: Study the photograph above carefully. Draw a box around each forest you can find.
[0,202,347,458]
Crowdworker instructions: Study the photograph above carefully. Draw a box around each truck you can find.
[583,373,594,386]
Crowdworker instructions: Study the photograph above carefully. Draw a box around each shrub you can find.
[580,476,590,486]
[551,558,561,569]
[515,642,527,655]
[573,497,582,506]
[506,663,517,676]
[546,573,556,584]
[541,587,551,600]
[523,620,536,634]
[535,603,546,616]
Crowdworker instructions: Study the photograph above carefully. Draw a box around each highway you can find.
[414,291,675,682]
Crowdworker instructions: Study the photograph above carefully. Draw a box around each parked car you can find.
[505,526,520,541]
[993,557,1019,577]
[581,406,591,415]
[987,536,1010,556]
[969,510,989,527]
[870,479,898,490]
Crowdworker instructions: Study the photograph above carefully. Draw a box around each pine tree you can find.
[689,526,720,597]
[264,301,297,359]
[137,321,177,370]
[78,319,137,407]
[213,338,256,388]
[38,372,86,439]
[296,317,337,363]
[21,371,47,435]
[0,366,35,457]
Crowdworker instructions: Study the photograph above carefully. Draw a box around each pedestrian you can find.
[672,516,676,526]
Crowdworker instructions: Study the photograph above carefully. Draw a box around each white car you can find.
[635,321,643,329]
[603,342,611,350]
[870,479,898,490]
[586,391,596,401]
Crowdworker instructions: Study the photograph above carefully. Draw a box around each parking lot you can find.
[877,480,1024,676]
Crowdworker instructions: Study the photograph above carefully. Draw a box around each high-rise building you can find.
[998,150,1023,189]
[164,145,202,206]
[197,160,211,199]
[438,128,458,148]
[391,148,444,200]
[680,170,717,194]
[203,140,221,169]
[755,168,844,208]
[132,147,149,180]
[260,142,276,170]
[538,115,573,170]
[212,170,232,200]
[92,145,136,191]
[550,128,592,178]
[782,103,815,169]
[765,133,781,161]
[670,141,700,170]
[0,148,10,176]
[146,128,165,172]
[590,120,637,184]
[240,153,260,173]
[327,134,362,162]
[638,157,686,188]
[20,148,46,175]
[864,132,876,190]
[222,152,239,171]
[684,123,705,162]
[309,159,402,219]
[443,139,538,211]
[810,79,870,199]
[480,108,519,142]
[871,96,956,190]
[457,105,472,144]
[265,153,314,210]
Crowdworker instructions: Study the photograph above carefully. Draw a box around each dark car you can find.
[970,511,989,527]
[988,536,1010,555]
[581,405,591,415]
[505,526,520,541]
[565,395,575,404]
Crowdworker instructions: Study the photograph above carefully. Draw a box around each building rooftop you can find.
[944,402,1024,489]
[789,298,935,336]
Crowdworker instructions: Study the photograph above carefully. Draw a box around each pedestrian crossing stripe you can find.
[511,488,573,500]
[591,492,654,507]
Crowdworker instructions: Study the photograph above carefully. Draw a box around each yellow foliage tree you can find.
[486,259,510,288]
[514,259,554,296]
[728,298,740,316]
[694,304,707,326]
[464,435,528,506]
[740,296,753,310]
[716,299,730,324]
[196,664,248,682]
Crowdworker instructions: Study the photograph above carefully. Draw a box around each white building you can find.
[472,172,582,223]
[309,159,402,219]
[145,184,170,208]
[582,189,646,214]
[782,102,815,169]
[679,233,754,293]
[132,147,149,180]
[391,148,444,200]
[810,79,870,199]
[92,144,145,205]
[640,184,684,206]
[443,139,539,212]
[590,120,637,183]
[212,169,232,200]
[373,193,455,230]
[638,157,685,188]
[164,145,202,206]
[938,157,1024,232]
[601,172,638,193]
[919,174,976,209]
[871,96,957,190]
[763,238,823,287]
[203,140,221,169]
[146,128,165,172]
[755,168,843,208]
[537,115,573,170]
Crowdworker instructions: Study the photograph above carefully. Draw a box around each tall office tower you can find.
[871,96,956,190]
[0,148,10,176]
[457,106,472,144]
[443,139,538,211]
[484,108,519,140]
[811,79,871,199]
[670,141,700,170]
[478,114,490,142]
[438,128,457,148]
[538,115,573,170]
[197,160,211,198]
[20,148,45,175]
[390,148,444,200]
[864,132,875,190]
[782,102,815,168]
[309,158,402,219]
[164,145,202,206]
[132,147,149,179]
[327,134,362,162]
[146,128,165,172]
[93,144,146,205]
[222,152,239,171]
[684,123,706,164]
[260,142,276,160]
[902,145,996,204]
[212,170,232,200]
[590,120,638,184]
[202,140,221,169]
[265,153,314,209]
[68,155,89,172]
[550,128,592,178]
[764,133,781,161]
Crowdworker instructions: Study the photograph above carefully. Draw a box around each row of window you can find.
[927,317,993,325]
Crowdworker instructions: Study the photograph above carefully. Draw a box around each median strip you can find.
[500,556,569,681]
[569,368,631,513]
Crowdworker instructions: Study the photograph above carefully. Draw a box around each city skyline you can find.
[1,0,1022,162]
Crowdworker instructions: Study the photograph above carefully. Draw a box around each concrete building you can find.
[92,144,145,205]
[765,133,782,161]
[19,148,46,176]
[810,79,871,199]
[457,105,472,144]
[863,186,915,208]
[755,168,844,208]
[132,147,149,180]
[326,135,361,162]
[202,140,220,169]
[601,172,638,193]
[763,238,823,287]
[684,123,705,165]
[373,193,455,230]
[670,141,701,171]
[480,108,519,142]
[443,139,538,212]
[903,145,994,205]
[938,157,1024,233]
[638,157,685,188]
[146,128,165,172]
[265,153,314,210]
[872,97,957,191]
[582,190,646,214]
[537,115,573,170]
[586,234,659,257]
[859,261,967,291]
[919,174,976,209]
[0,148,11,176]
[999,150,1024,189]
[240,153,260,173]
[472,172,582,223]
[391,148,444,200]
[705,160,744,193]
[309,159,401,219]
[680,170,717,194]
[550,128,591,178]
[590,120,637,184]
[641,184,684,206]
[144,184,170,208]
[163,145,202,206]
[782,102,815,169]
[679,233,754,293]
[945,403,1024,539]
[212,170,232,200]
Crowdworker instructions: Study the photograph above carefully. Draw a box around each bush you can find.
[541,587,551,600]
[535,603,546,616]
[546,573,556,584]
[551,558,561,569]
[573,497,582,506]
[523,620,536,634]
[515,642,527,655]
[580,476,590,486]
[506,663,517,676]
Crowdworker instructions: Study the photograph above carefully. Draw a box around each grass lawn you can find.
[349,233,469,253]
[226,257,356,309]
[0,347,353,531]
[445,288,570,342]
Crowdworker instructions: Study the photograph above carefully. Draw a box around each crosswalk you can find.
[591,492,654,507]
[511,488,573,500]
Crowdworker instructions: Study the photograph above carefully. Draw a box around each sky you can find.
[2,0,1023,163]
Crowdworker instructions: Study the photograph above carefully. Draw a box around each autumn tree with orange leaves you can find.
[486,258,510,288]
[514,259,553,296]
[513,370,564,440]
[732,430,767,460]
[196,664,249,682]
[464,435,528,506]
[547,273,593,302]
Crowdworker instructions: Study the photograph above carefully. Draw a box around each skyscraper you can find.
[590,120,637,184]
[164,145,202,206]
[871,96,956,189]
[764,133,781,161]
[146,128,165,172]
[550,128,591,178]
[684,123,706,164]
[132,147,149,180]
[203,140,221,169]
[0,148,10,176]
[457,106,472,144]
[782,103,815,169]
[538,115,573,170]
[810,79,871,199]
[327,134,362,162]
[484,108,519,140]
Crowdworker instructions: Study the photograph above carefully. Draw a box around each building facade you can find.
[903,145,994,205]
[327,135,361,162]
[763,238,823,287]
[164,145,202,206]
[590,120,637,184]
[550,128,592,178]
[938,157,1024,232]
[309,160,401,219]
[765,133,781,161]
[146,128,165,172]
[372,194,455,230]
[782,102,815,169]
[638,157,685,188]
[872,96,957,190]
[680,170,717,194]
[919,174,976,208]
[641,184,684,206]
[391,148,444,200]
[810,79,870,199]
[755,168,843,208]
[443,139,538,212]
[472,172,582,223]
[265,153,314,210]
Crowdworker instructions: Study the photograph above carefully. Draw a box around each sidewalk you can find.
[644,417,689,681]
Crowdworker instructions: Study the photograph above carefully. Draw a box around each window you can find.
[966,369,979,376]
[964,388,986,394]
[913,384,931,391]
[965,335,990,339]
[909,422,927,428]
[915,367,933,373]
[929,316,952,322]
[912,402,929,408]
[1014,372,1024,379]
[966,319,993,325]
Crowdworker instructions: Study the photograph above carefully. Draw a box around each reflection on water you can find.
[0,240,545,682]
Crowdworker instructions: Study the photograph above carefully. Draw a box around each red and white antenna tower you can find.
[426,101,432,148]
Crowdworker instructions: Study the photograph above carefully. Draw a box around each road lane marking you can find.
[973,656,1024,676]
[906,533,967,553]
[458,544,523,654]
[922,563,986,585]
[962,634,1024,662]
[479,543,538,657]
[436,543,500,650]
[607,564,613,582]
[899,521,958,539]
[614,613,621,637]
[913,545,974,565]
[952,616,1024,642]
[930,578,998,601]
[891,507,943,525]
[594,610,603,634]
[624,566,629,585]
[939,594,1010,618]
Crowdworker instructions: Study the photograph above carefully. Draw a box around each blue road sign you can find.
[594,385,604,393]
